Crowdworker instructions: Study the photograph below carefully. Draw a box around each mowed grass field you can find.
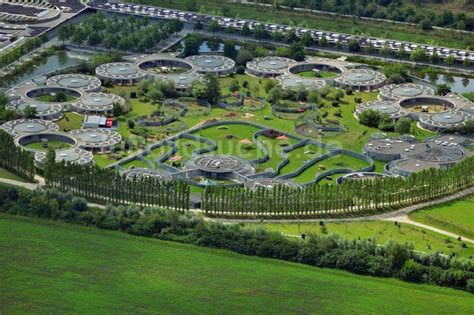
[410,196,474,240]
[1,213,474,313]
[0,168,29,183]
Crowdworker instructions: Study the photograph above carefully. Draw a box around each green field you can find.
[24,140,72,152]
[34,94,78,103]
[251,220,474,257]
[410,196,474,240]
[56,112,84,131]
[296,70,338,78]
[1,213,473,313]
[0,168,29,183]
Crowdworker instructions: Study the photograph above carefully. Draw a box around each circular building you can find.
[185,55,235,75]
[288,60,346,83]
[385,158,440,176]
[8,99,64,120]
[137,55,194,75]
[15,132,78,152]
[336,172,390,185]
[46,74,102,92]
[34,148,93,168]
[244,178,300,190]
[424,135,469,147]
[334,69,386,92]
[184,155,255,180]
[73,92,125,115]
[95,62,146,85]
[0,119,59,137]
[398,96,457,121]
[419,111,474,132]
[379,83,434,101]
[122,168,173,181]
[364,138,428,161]
[356,100,409,120]
[410,146,465,164]
[69,129,122,153]
[276,75,326,90]
[246,57,296,77]
[157,72,203,91]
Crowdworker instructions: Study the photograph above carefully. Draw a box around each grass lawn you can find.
[93,153,117,168]
[121,158,153,170]
[24,140,72,152]
[1,213,473,313]
[297,70,338,78]
[251,220,474,258]
[34,94,78,103]
[0,168,29,183]
[56,112,84,131]
[409,196,474,240]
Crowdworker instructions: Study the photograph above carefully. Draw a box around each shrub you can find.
[395,117,412,134]
[235,66,245,74]
[359,109,381,128]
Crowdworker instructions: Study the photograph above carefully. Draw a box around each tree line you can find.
[58,12,183,53]
[259,0,474,31]
[0,34,48,68]
[0,130,35,181]
[0,183,472,292]
[201,155,474,217]
[43,162,190,211]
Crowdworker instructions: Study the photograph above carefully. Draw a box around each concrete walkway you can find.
[385,215,474,244]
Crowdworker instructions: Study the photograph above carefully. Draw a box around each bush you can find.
[359,109,381,128]
[395,117,412,134]
[331,101,340,107]
[236,66,245,74]
[378,115,395,132]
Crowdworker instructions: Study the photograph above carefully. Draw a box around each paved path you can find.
[385,215,474,244]
[1,175,473,241]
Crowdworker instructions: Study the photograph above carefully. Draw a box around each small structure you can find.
[82,115,115,129]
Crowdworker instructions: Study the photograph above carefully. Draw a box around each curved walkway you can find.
[0,175,472,242]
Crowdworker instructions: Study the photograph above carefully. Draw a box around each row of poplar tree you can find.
[0,130,35,181]
[201,156,474,217]
[44,163,190,211]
